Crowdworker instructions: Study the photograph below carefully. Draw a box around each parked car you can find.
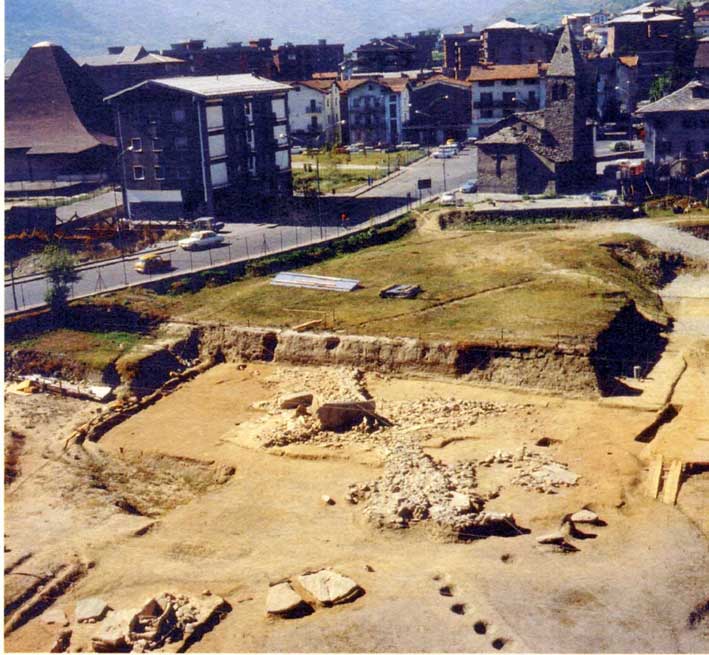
[461,179,478,193]
[439,192,457,206]
[192,216,225,232]
[432,149,453,159]
[589,192,605,201]
[291,145,305,154]
[134,253,171,274]
[178,230,225,251]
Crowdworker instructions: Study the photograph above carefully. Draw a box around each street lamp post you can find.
[111,145,134,286]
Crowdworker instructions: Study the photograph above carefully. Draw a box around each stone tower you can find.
[544,25,594,167]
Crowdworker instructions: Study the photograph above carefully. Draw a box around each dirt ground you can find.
[4,221,709,654]
[5,344,709,652]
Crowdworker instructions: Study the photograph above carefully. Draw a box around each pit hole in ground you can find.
[451,603,466,615]
[439,585,454,597]
[324,337,340,351]
[473,620,488,635]
[492,637,508,650]
[262,333,278,362]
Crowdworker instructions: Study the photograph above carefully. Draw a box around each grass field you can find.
[11,329,147,371]
[292,149,426,193]
[101,215,669,346]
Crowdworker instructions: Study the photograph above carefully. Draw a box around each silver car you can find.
[178,230,225,251]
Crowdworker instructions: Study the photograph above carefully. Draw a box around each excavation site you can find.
[4,213,709,653]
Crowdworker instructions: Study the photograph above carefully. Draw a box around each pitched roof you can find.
[80,50,185,67]
[547,25,585,77]
[290,79,332,94]
[636,80,709,114]
[106,73,291,100]
[619,55,640,67]
[413,74,472,89]
[467,63,546,81]
[622,1,677,14]
[336,78,370,93]
[380,77,410,92]
[483,19,531,30]
[5,42,116,154]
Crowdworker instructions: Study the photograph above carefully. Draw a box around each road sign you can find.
[418,178,431,190]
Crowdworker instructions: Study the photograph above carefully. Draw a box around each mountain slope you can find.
[6,0,511,59]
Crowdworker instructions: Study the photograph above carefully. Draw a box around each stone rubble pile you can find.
[348,440,516,537]
[382,398,513,432]
[90,591,225,653]
[478,448,580,493]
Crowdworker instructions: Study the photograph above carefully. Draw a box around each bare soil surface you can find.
[5,352,709,653]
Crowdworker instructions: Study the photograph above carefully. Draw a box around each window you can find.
[130,137,142,152]
[244,101,253,121]
[479,80,494,87]
[208,133,226,158]
[275,150,289,170]
[154,165,165,180]
[173,108,186,122]
[523,78,537,85]
[311,115,318,129]
[481,109,493,119]
[502,79,518,86]
[133,165,145,180]
[206,104,224,130]
[480,92,493,107]
[175,136,189,150]
[560,83,568,100]
[152,138,162,152]
[210,162,228,188]
[271,97,286,121]
[503,92,516,106]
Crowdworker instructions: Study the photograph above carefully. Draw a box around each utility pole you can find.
[442,159,447,192]
[316,154,323,239]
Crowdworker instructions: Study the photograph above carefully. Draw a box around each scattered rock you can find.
[451,492,472,511]
[75,597,109,623]
[214,464,236,484]
[296,569,362,606]
[92,609,133,652]
[266,582,307,616]
[571,509,600,524]
[321,495,335,506]
[42,608,69,627]
[50,628,72,653]
[536,531,566,545]
[280,393,314,410]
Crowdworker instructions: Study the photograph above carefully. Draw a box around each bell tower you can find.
[544,25,593,164]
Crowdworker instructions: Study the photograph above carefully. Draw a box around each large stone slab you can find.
[280,393,314,410]
[296,569,362,606]
[317,401,375,431]
[266,582,306,616]
[75,597,109,623]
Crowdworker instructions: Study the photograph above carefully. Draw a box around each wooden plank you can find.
[646,454,663,499]
[662,459,683,505]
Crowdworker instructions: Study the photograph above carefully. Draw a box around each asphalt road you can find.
[5,150,477,314]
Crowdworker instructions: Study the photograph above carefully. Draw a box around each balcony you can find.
[305,104,323,114]
[473,99,539,111]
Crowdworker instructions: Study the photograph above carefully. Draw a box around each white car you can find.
[432,150,453,159]
[178,230,225,251]
[291,145,305,154]
[439,192,457,206]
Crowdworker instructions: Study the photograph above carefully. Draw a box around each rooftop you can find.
[483,18,532,30]
[467,63,546,82]
[106,73,291,101]
[636,80,709,114]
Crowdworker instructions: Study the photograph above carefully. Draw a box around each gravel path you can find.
[594,219,709,261]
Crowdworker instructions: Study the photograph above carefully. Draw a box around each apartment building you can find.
[287,80,340,146]
[468,63,547,136]
[274,40,344,80]
[106,74,292,220]
[480,20,554,65]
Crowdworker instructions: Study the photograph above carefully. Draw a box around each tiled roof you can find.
[380,77,410,92]
[6,42,116,154]
[636,80,709,113]
[619,55,640,67]
[293,79,333,93]
[106,73,291,100]
[467,63,546,82]
[414,74,472,89]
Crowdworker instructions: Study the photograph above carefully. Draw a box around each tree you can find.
[40,245,79,318]
[649,73,672,102]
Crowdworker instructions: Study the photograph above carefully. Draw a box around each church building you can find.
[475,25,595,195]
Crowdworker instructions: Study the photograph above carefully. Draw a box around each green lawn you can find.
[108,221,668,346]
[10,329,146,371]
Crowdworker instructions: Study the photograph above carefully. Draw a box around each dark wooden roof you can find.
[5,42,116,155]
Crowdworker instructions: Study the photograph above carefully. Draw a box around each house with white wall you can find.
[287,79,339,146]
[468,63,547,136]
